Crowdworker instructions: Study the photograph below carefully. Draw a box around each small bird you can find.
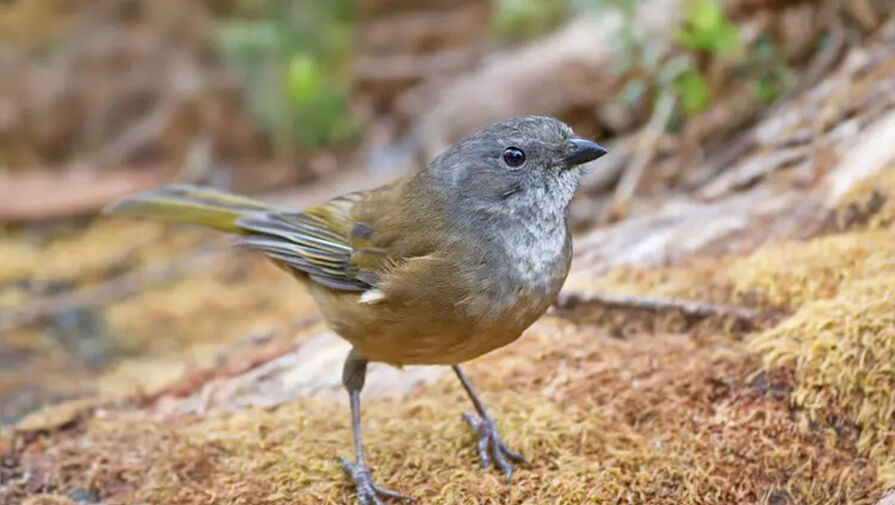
[106,116,607,504]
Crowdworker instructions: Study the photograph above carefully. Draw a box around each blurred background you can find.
[4,0,890,218]
[1,0,894,477]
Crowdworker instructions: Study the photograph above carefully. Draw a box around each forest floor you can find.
[2,3,895,505]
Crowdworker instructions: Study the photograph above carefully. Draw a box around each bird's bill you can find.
[563,138,609,166]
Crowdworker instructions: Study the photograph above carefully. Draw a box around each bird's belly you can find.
[339,306,530,365]
[309,284,549,366]
[354,319,521,365]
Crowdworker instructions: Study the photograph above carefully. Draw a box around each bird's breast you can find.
[454,214,571,333]
[491,213,570,291]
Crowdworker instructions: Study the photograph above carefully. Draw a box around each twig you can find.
[0,247,225,333]
[602,89,676,222]
[554,290,769,328]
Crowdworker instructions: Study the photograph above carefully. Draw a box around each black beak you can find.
[564,138,609,166]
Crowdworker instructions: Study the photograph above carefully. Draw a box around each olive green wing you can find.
[235,193,397,292]
[106,183,399,292]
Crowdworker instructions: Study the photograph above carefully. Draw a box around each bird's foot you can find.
[339,456,414,505]
[461,412,529,483]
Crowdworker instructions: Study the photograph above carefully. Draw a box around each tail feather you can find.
[104,184,276,233]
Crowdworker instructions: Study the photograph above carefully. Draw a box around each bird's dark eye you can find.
[502,147,526,167]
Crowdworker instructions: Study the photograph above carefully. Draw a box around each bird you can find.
[105,115,608,504]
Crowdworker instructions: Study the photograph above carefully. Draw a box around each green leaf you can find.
[688,0,724,33]
[676,0,740,54]
[286,53,322,106]
[712,24,740,54]
[676,69,710,114]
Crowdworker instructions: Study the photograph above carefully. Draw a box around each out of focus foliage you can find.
[606,0,794,124]
[674,0,741,112]
[491,0,615,41]
[218,0,360,151]
[491,0,569,41]
[491,0,795,128]
[676,0,740,54]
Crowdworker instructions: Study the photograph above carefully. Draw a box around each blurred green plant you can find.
[671,0,741,114]
[491,0,757,115]
[218,0,360,152]
[674,65,711,114]
[491,0,570,41]
[749,35,795,104]
[676,0,740,55]
[594,0,793,121]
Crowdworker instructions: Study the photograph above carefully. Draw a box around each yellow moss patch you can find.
[8,320,883,505]
[0,219,200,284]
[749,248,895,468]
[726,231,890,309]
[833,164,895,231]
[15,399,97,433]
[572,259,734,303]
[711,166,895,311]
[102,258,313,355]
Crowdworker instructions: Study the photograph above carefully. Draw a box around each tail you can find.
[104,184,277,233]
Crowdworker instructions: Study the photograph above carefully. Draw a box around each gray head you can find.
[425,115,607,223]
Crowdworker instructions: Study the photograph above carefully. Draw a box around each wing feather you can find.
[232,192,384,292]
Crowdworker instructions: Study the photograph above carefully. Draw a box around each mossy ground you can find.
[7,323,884,505]
[2,170,894,504]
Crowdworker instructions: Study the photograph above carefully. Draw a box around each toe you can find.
[338,456,413,504]
[373,484,415,502]
[339,456,354,475]
[503,466,514,484]
[491,443,513,483]
[460,414,528,481]
[476,433,491,469]
[501,443,528,466]
[461,412,480,430]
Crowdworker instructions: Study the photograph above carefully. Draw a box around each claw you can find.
[460,413,528,483]
[339,456,414,504]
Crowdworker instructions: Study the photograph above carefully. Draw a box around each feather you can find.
[107,184,393,293]
[358,289,386,304]
[232,194,386,292]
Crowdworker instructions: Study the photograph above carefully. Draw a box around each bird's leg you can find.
[452,365,528,483]
[339,349,414,505]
